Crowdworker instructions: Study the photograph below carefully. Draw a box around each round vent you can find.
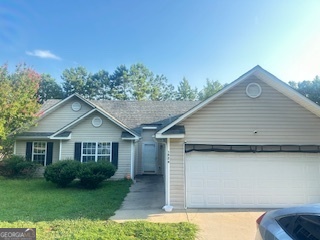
[246,83,262,98]
[92,116,102,127]
[71,102,82,111]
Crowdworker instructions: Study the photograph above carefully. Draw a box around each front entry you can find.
[142,142,157,173]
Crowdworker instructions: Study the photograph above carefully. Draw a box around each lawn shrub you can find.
[44,160,81,187]
[0,155,39,178]
[78,162,116,189]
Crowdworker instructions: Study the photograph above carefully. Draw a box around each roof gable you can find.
[156,65,320,137]
[35,95,198,138]
[51,108,140,140]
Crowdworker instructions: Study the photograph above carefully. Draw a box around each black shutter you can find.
[46,142,53,165]
[74,142,82,161]
[111,142,119,168]
[26,142,32,161]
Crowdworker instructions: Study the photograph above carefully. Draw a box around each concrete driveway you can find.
[110,175,265,239]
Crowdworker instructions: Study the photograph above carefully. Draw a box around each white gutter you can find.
[155,133,185,139]
[162,138,173,212]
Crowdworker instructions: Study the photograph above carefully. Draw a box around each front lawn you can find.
[0,178,197,239]
[0,178,130,222]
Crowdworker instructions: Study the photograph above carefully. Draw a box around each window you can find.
[33,142,46,165]
[82,142,111,163]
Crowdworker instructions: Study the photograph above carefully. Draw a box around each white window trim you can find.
[81,141,112,163]
[32,141,47,166]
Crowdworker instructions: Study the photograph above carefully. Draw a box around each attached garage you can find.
[156,66,320,210]
[186,151,320,208]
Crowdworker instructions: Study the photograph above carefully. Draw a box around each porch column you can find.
[59,140,62,160]
[163,138,173,212]
[130,140,135,180]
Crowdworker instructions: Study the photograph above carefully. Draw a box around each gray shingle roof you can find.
[40,99,62,112]
[92,100,200,134]
[41,98,199,135]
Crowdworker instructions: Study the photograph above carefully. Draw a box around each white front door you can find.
[142,142,157,173]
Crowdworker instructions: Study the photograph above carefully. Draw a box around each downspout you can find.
[162,138,173,212]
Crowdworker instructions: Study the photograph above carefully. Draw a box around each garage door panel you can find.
[186,152,320,208]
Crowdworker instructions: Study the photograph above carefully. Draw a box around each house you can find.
[14,95,198,179]
[15,65,320,210]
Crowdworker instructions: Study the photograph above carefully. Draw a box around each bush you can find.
[44,160,81,187]
[78,162,116,189]
[0,155,39,178]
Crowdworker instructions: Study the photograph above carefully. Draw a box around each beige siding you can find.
[60,112,132,179]
[182,77,320,145]
[30,97,93,132]
[170,139,185,208]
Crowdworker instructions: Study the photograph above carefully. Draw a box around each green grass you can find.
[0,178,198,239]
[0,219,197,240]
[0,178,131,222]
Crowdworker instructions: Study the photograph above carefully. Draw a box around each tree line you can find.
[1,63,320,156]
[38,63,225,103]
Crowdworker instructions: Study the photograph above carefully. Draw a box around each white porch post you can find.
[163,138,173,212]
[130,140,135,180]
[13,141,17,154]
[59,140,62,160]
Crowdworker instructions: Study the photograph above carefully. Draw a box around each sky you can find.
[1,0,320,90]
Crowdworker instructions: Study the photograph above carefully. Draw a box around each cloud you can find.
[26,49,61,60]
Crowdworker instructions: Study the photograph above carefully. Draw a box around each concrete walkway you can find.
[110,175,264,240]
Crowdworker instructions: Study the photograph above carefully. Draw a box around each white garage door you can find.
[186,151,320,208]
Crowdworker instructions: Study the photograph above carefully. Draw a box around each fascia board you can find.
[155,133,185,139]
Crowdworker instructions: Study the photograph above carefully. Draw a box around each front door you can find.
[142,142,157,173]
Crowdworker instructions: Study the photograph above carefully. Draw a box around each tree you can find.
[198,79,224,100]
[289,75,320,104]
[149,74,176,100]
[128,63,152,101]
[176,77,198,100]
[0,64,41,154]
[37,74,63,103]
[90,70,110,100]
[61,66,90,97]
[109,65,130,100]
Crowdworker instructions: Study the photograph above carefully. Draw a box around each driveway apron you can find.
[110,175,264,240]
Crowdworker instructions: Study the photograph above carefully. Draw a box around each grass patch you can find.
[0,219,197,239]
[0,178,131,222]
[0,179,198,239]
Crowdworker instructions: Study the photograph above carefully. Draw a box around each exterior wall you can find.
[30,97,93,132]
[182,76,320,145]
[15,112,132,179]
[170,138,185,209]
[60,112,132,179]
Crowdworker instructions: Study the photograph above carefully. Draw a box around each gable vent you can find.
[92,116,102,127]
[246,83,262,98]
[71,101,82,111]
